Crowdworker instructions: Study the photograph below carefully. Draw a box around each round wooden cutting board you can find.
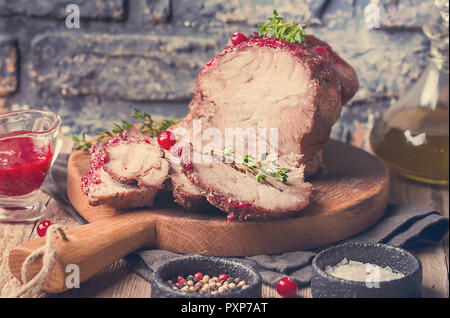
[67,139,389,255]
[9,139,389,293]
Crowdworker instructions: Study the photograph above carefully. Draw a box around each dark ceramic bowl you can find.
[151,256,262,298]
[311,242,422,298]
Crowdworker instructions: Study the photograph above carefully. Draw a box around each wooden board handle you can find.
[8,212,156,293]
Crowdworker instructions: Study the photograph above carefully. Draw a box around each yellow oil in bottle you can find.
[370,105,449,184]
[370,0,449,185]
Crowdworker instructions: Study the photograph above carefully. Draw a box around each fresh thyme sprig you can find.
[72,132,92,152]
[72,108,178,151]
[132,108,178,137]
[224,148,290,184]
[258,10,307,45]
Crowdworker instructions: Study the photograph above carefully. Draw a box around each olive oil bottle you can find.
[370,1,449,185]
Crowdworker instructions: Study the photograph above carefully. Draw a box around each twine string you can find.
[12,224,69,298]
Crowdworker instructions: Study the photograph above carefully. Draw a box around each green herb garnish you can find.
[205,147,292,185]
[241,151,290,184]
[72,108,178,151]
[72,132,92,151]
[258,10,307,45]
[273,167,290,184]
[132,108,178,137]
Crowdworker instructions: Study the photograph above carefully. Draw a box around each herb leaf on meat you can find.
[72,108,178,151]
[258,10,307,45]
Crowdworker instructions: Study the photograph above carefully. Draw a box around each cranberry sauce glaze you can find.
[0,131,53,196]
[203,32,358,105]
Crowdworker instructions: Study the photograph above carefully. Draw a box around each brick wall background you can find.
[0,0,439,145]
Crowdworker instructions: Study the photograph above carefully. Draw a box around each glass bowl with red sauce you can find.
[0,110,61,222]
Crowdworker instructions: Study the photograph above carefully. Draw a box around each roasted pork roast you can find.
[81,32,358,220]
[166,33,358,218]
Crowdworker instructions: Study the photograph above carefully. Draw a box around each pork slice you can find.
[179,147,313,221]
[102,127,169,187]
[81,128,169,209]
[164,143,209,211]
[85,167,159,209]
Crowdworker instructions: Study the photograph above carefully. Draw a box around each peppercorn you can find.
[166,272,248,295]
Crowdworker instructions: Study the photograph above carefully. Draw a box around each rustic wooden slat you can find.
[0,222,35,297]
[51,259,151,298]
[388,171,449,298]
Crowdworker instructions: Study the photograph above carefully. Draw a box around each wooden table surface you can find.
[0,139,448,298]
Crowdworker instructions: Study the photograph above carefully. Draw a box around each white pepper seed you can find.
[229,282,236,289]
[187,280,194,286]
[218,286,225,293]
[241,285,250,290]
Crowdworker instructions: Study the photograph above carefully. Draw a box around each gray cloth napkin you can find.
[42,154,449,287]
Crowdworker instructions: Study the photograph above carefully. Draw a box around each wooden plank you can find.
[414,245,448,298]
[51,259,151,298]
[388,171,449,298]
[0,191,50,297]
[0,222,35,297]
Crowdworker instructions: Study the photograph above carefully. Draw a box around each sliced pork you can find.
[81,127,169,209]
[165,146,209,211]
[176,144,313,221]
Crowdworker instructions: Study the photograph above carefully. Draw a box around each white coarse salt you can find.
[325,258,405,282]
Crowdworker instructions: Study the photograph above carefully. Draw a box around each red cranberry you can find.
[36,220,52,237]
[276,277,297,298]
[313,45,329,58]
[194,272,203,281]
[218,274,228,282]
[177,275,185,282]
[157,130,176,150]
[231,32,247,46]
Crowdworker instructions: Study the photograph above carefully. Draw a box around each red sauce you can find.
[81,150,107,195]
[0,131,53,196]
